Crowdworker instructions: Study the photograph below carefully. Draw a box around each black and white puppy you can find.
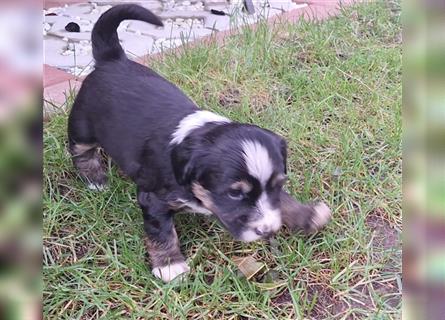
[68,4,329,282]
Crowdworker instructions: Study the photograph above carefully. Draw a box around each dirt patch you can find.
[287,209,401,318]
[366,208,399,253]
[44,235,94,266]
[306,284,348,318]
[218,87,241,108]
[250,91,272,113]
[272,288,292,305]
[56,177,83,201]
[365,208,401,310]
[293,49,329,67]
[74,243,90,260]
[214,85,273,113]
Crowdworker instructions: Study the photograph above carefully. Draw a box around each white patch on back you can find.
[170,110,231,145]
[241,140,274,186]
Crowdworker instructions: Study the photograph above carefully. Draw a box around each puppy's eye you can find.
[228,189,244,201]
[237,215,249,224]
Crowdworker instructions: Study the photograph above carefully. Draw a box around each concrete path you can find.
[44,1,304,77]
[43,0,357,116]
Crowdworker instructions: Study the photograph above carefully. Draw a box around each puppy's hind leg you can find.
[68,114,107,190]
[69,142,108,191]
[138,189,189,282]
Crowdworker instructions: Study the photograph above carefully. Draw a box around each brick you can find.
[44,65,75,87]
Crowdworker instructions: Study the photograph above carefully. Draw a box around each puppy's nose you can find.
[255,227,271,237]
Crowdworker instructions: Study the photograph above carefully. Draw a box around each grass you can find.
[43,1,402,319]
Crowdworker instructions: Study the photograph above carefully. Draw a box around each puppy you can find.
[68,4,329,282]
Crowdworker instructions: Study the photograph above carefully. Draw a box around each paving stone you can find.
[43,6,66,16]
[64,65,95,77]
[152,37,185,52]
[45,4,111,28]
[44,13,64,24]
[50,30,92,41]
[89,3,113,17]
[168,26,214,40]
[118,31,155,57]
[204,14,231,31]
[59,3,94,16]
[44,38,70,65]
[203,3,227,11]
[204,0,227,5]
[158,10,209,19]
[138,1,163,12]
[126,20,161,35]
[43,0,306,76]
[48,16,93,41]
[90,0,162,12]
[149,17,211,38]
[166,0,205,11]
[127,12,211,36]
[45,15,73,31]
[256,6,285,18]
[269,1,300,12]
[44,38,94,68]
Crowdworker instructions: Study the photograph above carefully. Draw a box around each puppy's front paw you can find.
[152,261,190,282]
[280,191,332,233]
[309,202,332,231]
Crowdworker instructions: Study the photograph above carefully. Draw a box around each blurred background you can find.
[404,0,445,319]
[0,0,42,319]
[0,0,443,319]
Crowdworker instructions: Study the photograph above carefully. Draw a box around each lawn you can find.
[43,1,402,318]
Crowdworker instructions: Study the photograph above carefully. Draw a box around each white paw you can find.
[152,261,190,282]
[87,183,106,191]
[312,202,332,229]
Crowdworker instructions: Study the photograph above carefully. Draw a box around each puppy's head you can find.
[171,123,287,242]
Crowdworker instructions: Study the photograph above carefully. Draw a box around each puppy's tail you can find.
[92,4,163,62]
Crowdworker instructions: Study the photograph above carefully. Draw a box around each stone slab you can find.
[119,32,155,57]
[44,37,94,68]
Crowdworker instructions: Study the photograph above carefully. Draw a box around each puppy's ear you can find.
[170,144,190,185]
[137,190,151,208]
[279,137,287,174]
[170,138,206,185]
[265,130,288,174]
[133,142,161,192]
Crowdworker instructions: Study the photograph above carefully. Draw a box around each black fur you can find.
[91,4,163,61]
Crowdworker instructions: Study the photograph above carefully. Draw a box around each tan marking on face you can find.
[230,180,253,194]
[191,183,215,211]
[270,173,287,188]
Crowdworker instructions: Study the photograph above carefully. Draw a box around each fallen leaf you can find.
[232,255,265,280]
